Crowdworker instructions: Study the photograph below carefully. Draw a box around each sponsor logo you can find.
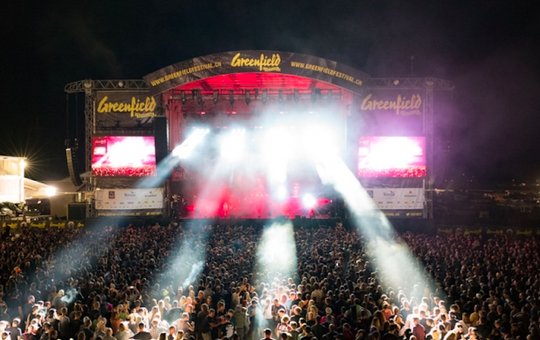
[361,93,422,116]
[230,52,281,72]
[97,96,157,119]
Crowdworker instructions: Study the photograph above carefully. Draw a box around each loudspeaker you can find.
[67,203,87,221]
[153,116,168,164]
[66,148,82,186]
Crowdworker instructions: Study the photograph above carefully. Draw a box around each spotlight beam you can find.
[138,128,209,188]
[255,221,297,286]
[315,155,440,301]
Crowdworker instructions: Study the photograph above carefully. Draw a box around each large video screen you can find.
[92,136,156,177]
[358,136,426,178]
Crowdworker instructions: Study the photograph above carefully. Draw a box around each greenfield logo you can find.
[230,52,281,72]
[97,96,156,119]
[361,94,422,116]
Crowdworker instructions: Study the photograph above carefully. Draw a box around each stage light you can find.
[45,186,57,197]
[190,89,202,105]
[262,126,292,160]
[261,127,291,200]
[172,127,210,159]
[277,185,288,201]
[219,128,246,162]
[302,193,316,208]
[311,88,321,102]
[301,124,339,160]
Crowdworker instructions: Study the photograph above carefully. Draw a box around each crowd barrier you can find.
[3,218,539,237]
[437,225,540,236]
[0,219,85,229]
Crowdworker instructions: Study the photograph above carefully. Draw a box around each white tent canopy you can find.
[24,177,59,199]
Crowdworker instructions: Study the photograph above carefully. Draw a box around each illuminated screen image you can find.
[92,136,156,177]
[358,136,426,178]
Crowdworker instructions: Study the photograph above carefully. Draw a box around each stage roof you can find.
[143,50,370,95]
[174,72,346,93]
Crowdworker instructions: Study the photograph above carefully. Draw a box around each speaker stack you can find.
[66,147,82,186]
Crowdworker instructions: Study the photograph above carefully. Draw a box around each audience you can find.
[0,221,539,339]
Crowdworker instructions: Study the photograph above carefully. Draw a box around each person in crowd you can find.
[132,321,152,340]
[5,318,22,340]
[167,325,176,340]
[259,328,275,340]
[115,322,134,340]
[233,304,249,340]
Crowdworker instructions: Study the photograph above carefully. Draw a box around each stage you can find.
[64,50,454,221]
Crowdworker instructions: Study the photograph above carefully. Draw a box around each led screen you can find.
[92,136,156,177]
[358,136,426,178]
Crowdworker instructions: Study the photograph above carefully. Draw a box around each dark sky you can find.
[2,0,539,184]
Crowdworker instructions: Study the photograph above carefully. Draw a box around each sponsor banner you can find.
[359,89,424,135]
[95,188,163,210]
[95,90,157,130]
[96,211,162,217]
[143,50,369,95]
[366,188,425,210]
[382,210,424,218]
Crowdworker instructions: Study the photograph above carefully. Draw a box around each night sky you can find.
[2,1,539,185]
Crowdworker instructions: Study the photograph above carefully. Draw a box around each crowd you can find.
[0,221,539,340]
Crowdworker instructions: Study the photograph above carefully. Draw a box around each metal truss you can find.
[363,77,454,90]
[424,81,436,219]
[360,77,453,219]
[64,77,452,220]
[64,79,149,192]
[64,79,148,93]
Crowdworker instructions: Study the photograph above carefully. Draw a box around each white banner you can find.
[0,176,22,202]
[0,156,25,202]
[95,188,164,210]
[367,188,424,210]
